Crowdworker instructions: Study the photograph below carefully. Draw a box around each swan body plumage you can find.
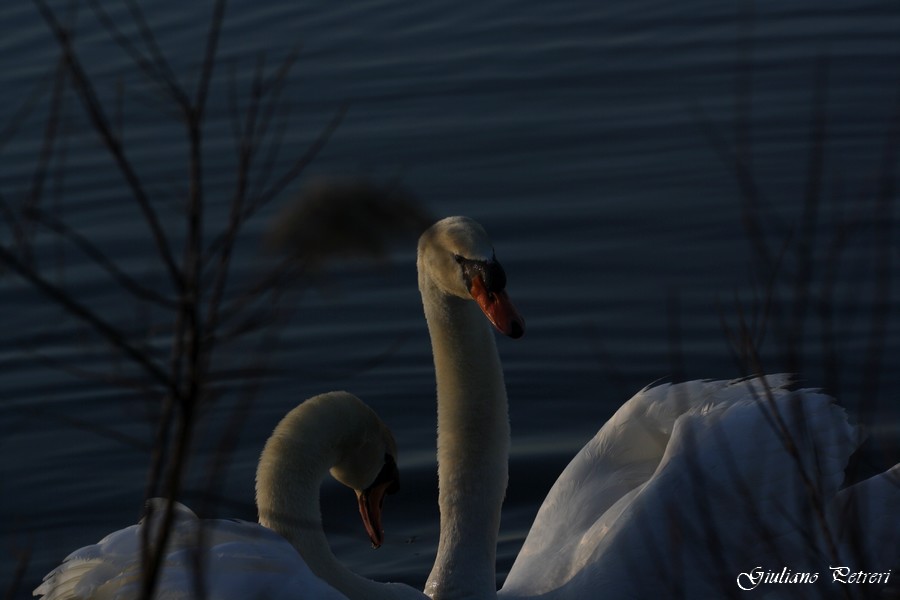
[35,392,427,600]
[34,501,348,600]
[417,216,900,600]
[501,376,899,599]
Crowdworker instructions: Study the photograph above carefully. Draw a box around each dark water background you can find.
[1,0,899,595]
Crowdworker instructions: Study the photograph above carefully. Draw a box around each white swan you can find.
[500,377,900,599]
[417,216,900,599]
[416,216,524,599]
[34,391,428,600]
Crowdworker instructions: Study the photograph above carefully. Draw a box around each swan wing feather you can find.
[34,502,348,600]
[502,376,864,598]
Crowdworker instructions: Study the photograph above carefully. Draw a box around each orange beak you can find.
[356,457,400,548]
[357,483,391,548]
[469,275,525,339]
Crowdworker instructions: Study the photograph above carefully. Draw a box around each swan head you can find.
[418,216,525,338]
[328,404,401,549]
[258,392,401,549]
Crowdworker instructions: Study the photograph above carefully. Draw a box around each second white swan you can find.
[35,391,428,600]
[416,216,900,600]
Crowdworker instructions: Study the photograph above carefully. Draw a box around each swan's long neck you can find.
[420,270,509,600]
[255,400,404,600]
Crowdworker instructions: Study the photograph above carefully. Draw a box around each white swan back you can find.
[34,502,350,600]
[34,393,426,600]
[500,376,899,599]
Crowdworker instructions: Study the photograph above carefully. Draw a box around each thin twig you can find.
[0,64,55,154]
[0,243,176,397]
[193,0,227,118]
[246,103,348,218]
[1,547,31,600]
[123,0,186,100]
[23,207,178,309]
[203,53,267,341]
[32,0,184,291]
[786,55,829,376]
[13,403,151,451]
[22,53,68,262]
[857,87,900,421]
[85,0,189,109]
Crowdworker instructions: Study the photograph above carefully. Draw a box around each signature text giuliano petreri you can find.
[737,567,891,591]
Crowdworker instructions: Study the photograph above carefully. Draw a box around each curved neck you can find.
[420,270,508,600]
[255,403,417,600]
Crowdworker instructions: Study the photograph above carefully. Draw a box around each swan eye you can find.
[457,256,508,294]
[453,254,464,264]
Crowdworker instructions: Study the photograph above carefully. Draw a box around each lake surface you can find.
[1,0,899,596]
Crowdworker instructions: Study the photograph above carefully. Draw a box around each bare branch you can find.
[0,63,55,154]
[194,0,228,118]
[15,337,163,398]
[203,54,269,342]
[246,103,348,218]
[0,192,27,257]
[85,0,189,109]
[32,0,184,291]
[0,243,176,397]
[2,547,31,600]
[24,207,178,309]
[23,54,68,259]
[785,55,830,375]
[13,403,151,452]
[123,0,185,100]
[858,88,900,418]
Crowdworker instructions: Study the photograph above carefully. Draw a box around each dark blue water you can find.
[1,0,899,596]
